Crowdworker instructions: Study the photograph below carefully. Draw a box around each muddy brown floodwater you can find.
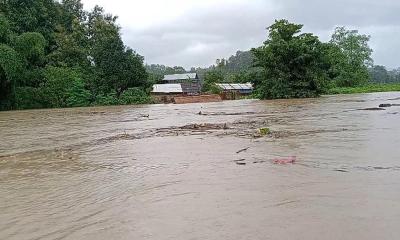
[1,92,400,240]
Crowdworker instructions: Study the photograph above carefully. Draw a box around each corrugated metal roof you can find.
[163,73,198,81]
[216,83,253,90]
[152,84,183,93]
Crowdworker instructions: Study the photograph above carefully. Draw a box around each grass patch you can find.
[326,83,400,95]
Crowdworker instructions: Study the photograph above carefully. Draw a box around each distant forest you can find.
[148,50,400,87]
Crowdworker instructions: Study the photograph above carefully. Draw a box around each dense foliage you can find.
[202,70,224,93]
[201,20,376,99]
[0,0,150,111]
[328,27,373,87]
[251,20,330,98]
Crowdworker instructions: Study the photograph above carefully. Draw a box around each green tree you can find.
[0,14,11,44]
[202,70,224,93]
[89,9,147,97]
[113,48,148,97]
[15,32,46,66]
[330,27,373,87]
[0,1,152,110]
[388,69,400,83]
[65,77,91,107]
[0,44,23,110]
[61,0,86,25]
[47,19,89,68]
[251,19,329,99]
[41,66,87,108]
[369,65,390,83]
[3,0,61,52]
[146,64,188,84]
[14,32,47,88]
[165,66,186,74]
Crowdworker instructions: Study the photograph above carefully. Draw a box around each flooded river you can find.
[1,92,400,240]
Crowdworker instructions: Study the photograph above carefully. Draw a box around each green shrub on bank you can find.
[94,88,152,106]
[15,87,44,109]
[326,83,400,94]
[119,88,153,105]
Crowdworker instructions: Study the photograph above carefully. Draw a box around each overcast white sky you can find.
[82,0,400,69]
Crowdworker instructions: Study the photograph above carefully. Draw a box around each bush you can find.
[93,93,120,106]
[93,88,152,106]
[0,15,11,44]
[202,70,224,92]
[41,66,89,108]
[119,88,152,105]
[15,32,46,65]
[66,78,91,107]
[0,44,23,110]
[14,87,45,109]
[326,83,400,95]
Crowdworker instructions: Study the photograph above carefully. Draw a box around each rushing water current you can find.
[1,92,400,240]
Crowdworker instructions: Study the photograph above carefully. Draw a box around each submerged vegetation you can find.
[0,1,399,111]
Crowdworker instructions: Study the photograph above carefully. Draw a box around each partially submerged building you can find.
[216,83,253,100]
[163,73,201,95]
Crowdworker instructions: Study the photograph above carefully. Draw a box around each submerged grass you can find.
[326,83,400,95]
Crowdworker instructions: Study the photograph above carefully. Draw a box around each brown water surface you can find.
[1,93,400,240]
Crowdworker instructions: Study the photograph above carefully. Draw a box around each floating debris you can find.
[273,156,296,164]
[388,97,400,100]
[334,169,349,173]
[379,104,400,108]
[234,159,247,166]
[236,147,250,154]
[259,127,271,136]
[359,107,386,111]
[253,160,266,164]
[179,123,230,130]
[379,104,392,108]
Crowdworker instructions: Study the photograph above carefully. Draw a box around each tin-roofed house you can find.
[163,73,201,95]
[216,83,253,100]
[151,84,183,103]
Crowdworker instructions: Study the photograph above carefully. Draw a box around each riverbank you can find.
[326,83,400,95]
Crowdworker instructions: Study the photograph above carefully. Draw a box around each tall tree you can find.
[369,65,390,83]
[88,7,147,97]
[251,19,329,99]
[3,0,61,52]
[0,14,11,44]
[202,70,224,93]
[0,44,23,110]
[15,32,46,66]
[330,27,373,86]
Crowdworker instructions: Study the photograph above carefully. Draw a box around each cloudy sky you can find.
[82,0,400,69]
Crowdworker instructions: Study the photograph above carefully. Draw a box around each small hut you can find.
[216,83,253,100]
